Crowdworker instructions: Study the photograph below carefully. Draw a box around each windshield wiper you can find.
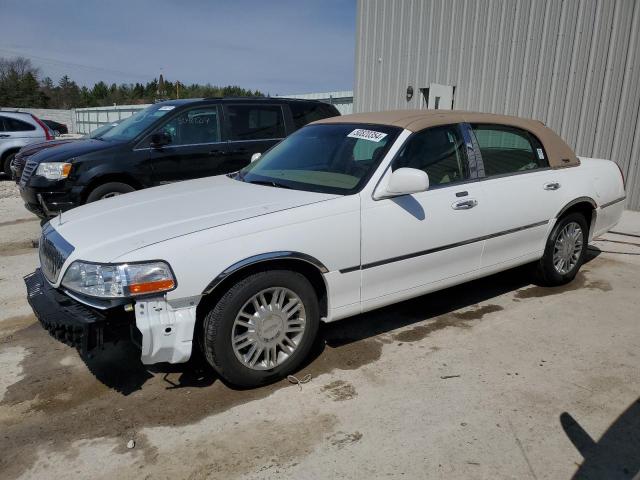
[244,179,292,189]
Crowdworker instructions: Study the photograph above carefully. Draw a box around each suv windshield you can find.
[238,123,400,194]
[99,104,175,141]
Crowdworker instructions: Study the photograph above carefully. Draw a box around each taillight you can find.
[31,114,53,140]
[615,162,626,189]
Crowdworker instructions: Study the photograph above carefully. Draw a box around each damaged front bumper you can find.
[24,269,133,354]
[24,269,198,364]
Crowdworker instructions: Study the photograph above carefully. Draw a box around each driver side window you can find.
[393,124,469,187]
[159,107,221,146]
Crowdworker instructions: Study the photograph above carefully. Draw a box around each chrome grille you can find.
[39,224,74,283]
[12,151,26,171]
[20,158,38,186]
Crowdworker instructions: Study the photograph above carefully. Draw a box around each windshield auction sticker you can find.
[347,128,388,142]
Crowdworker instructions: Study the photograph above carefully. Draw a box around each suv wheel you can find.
[86,182,135,203]
[202,270,320,387]
[535,212,588,286]
[3,152,16,176]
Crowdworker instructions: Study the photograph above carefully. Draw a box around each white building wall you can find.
[355,0,640,210]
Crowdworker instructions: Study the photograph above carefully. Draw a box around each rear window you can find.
[226,105,286,141]
[289,102,339,130]
[0,116,35,132]
[471,124,548,176]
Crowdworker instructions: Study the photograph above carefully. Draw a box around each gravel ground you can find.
[1,178,639,479]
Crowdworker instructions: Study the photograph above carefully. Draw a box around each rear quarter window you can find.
[2,117,36,132]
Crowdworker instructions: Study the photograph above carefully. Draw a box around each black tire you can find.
[535,212,589,286]
[3,152,16,177]
[202,270,320,387]
[85,182,135,203]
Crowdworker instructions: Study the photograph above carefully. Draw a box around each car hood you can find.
[19,139,76,156]
[30,138,119,163]
[51,175,338,263]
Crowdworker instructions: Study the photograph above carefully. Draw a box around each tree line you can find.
[0,56,264,109]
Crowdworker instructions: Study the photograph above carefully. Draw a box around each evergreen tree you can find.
[0,56,264,108]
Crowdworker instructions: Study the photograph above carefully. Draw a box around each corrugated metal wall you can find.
[354,0,640,210]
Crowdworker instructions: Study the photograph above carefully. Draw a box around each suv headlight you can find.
[61,261,176,298]
[35,162,72,180]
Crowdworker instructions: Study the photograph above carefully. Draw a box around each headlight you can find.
[35,162,72,180]
[61,261,176,298]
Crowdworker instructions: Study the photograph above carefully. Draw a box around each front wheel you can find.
[202,270,320,387]
[3,152,16,176]
[535,212,588,286]
[85,182,135,203]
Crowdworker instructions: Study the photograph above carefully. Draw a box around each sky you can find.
[0,0,356,95]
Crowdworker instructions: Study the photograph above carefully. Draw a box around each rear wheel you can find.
[3,152,16,176]
[202,270,319,387]
[85,182,135,203]
[535,212,588,286]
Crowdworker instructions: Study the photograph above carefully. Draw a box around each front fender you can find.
[202,251,329,294]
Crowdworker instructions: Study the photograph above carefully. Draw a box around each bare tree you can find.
[0,56,40,81]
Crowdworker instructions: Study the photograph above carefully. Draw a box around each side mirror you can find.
[373,167,429,199]
[250,152,262,163]
[150,132,172,149]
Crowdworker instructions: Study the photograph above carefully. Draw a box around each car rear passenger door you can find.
[146,106,226,184]
[469,123,564,267]
[361,124,487,306]
[222,104,287,171]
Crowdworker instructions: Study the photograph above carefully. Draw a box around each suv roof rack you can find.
[201,96,324,103]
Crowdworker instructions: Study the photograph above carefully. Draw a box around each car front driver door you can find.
[147,106,226,184]
[360,124,487,308]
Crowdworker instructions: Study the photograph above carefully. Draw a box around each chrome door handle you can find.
[544,182,561,190]
[452,199,478,210]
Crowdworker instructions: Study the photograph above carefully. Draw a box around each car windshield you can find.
[99,104,175,141]
[238,123,401,194]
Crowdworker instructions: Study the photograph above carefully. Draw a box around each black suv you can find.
[17,97,339,219]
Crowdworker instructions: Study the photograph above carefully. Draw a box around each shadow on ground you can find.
[562,397,640,479]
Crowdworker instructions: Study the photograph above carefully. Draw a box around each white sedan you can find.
[26,110,626,387]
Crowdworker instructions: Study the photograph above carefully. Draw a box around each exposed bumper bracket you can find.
[135,297,197,364]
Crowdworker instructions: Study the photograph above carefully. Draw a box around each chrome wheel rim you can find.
[553,221,583,275]
[231,287,306,370]
[101,192,121,199]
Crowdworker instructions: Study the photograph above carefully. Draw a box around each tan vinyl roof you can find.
[314,110,579,169]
